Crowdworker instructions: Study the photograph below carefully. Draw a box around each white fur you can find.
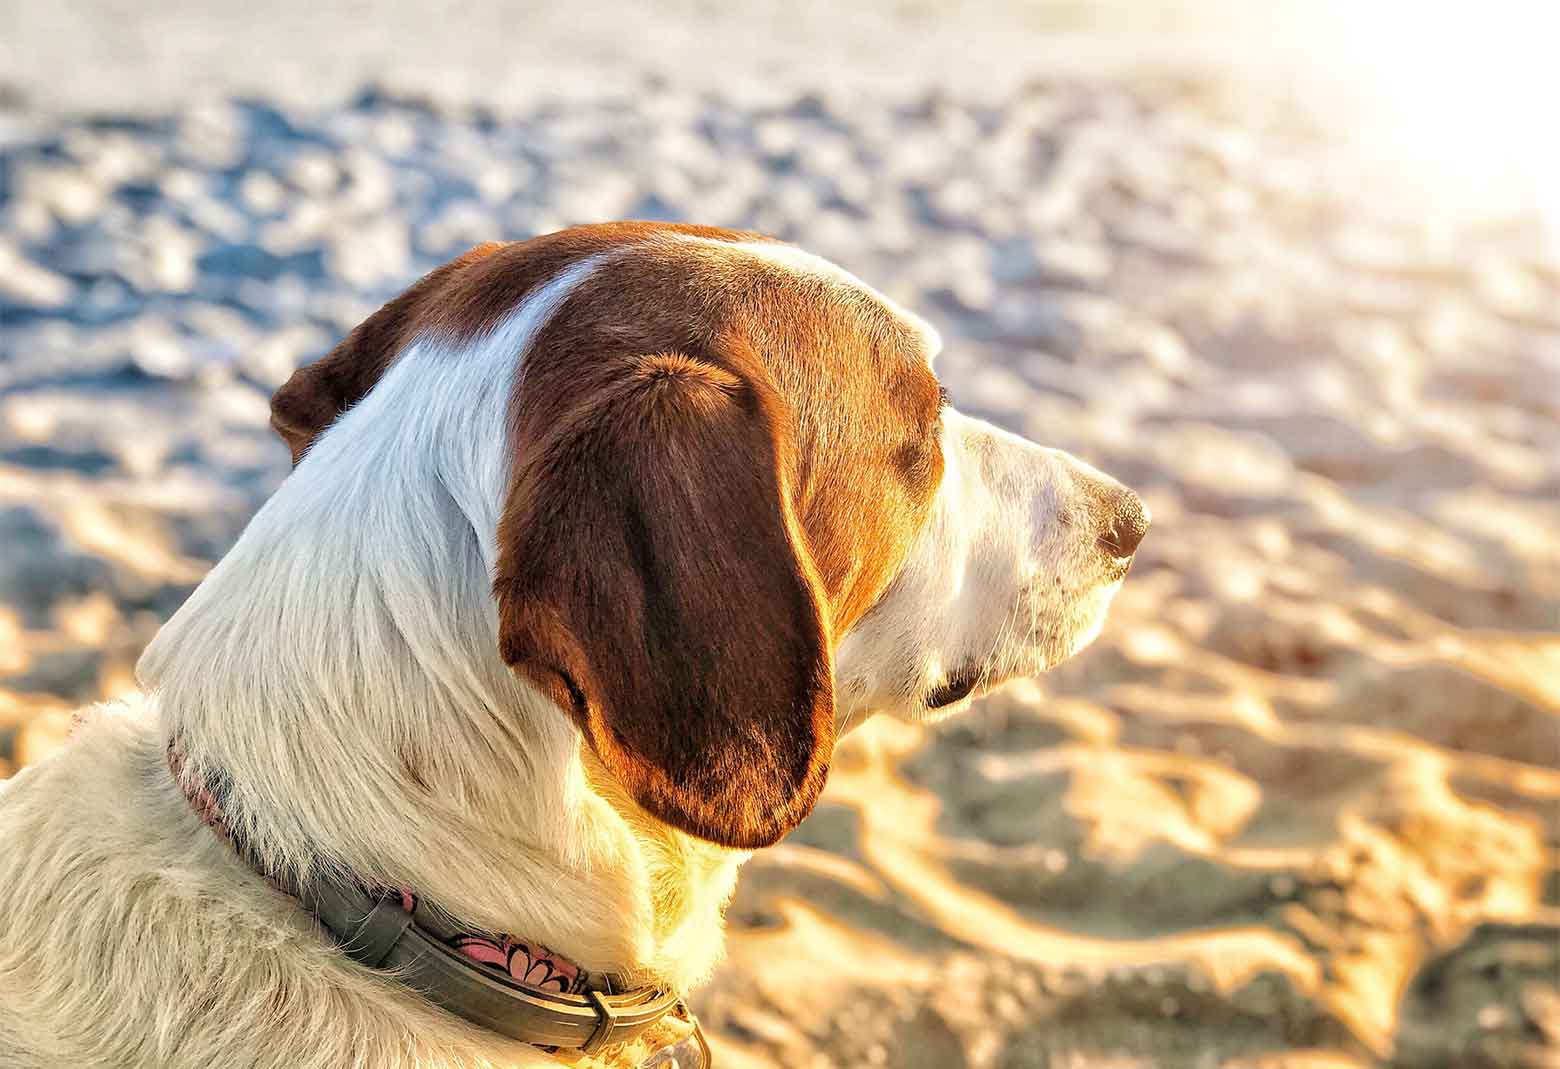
[0,239,1134,1068]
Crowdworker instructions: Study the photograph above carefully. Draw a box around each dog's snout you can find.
[1096,486,1150,557]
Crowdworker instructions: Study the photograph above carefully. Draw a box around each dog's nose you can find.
[1097,487,1150,557]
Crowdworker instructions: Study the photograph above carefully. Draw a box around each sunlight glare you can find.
[1311,0,1560,248]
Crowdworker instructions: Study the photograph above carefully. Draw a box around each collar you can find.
[167,741,710,1066]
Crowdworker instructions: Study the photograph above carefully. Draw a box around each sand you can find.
[1,14,1557,1067]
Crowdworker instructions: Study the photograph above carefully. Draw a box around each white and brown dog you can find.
[0,223,1147,1068]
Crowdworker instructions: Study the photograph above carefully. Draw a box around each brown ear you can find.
[270,243,506,464]
[496,352,835,849]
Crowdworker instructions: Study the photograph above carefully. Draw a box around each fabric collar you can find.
[167,741,709,1067]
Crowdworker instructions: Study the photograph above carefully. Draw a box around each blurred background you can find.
[2,2,1557,1066]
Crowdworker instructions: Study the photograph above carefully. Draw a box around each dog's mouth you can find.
[926,668,982,709]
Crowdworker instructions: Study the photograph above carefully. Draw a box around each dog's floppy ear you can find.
[270,243,505,464]
[496,351,835,849]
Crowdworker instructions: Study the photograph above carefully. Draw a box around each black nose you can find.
[1097,487,1150,557]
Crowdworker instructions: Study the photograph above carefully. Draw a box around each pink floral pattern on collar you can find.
[394,889,585,995]
[169,742,587,997]
[451,934,583,993]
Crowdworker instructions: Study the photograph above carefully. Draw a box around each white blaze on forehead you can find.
[680,235,944,362]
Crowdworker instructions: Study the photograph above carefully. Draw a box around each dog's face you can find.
[836,413,1147,725]
[269,223,1146,851]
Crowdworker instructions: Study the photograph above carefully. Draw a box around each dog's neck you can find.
[137,307,745,995]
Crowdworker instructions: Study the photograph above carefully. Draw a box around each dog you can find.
[0,222,1147,1068]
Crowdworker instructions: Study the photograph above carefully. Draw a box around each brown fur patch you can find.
[496,340,833,848]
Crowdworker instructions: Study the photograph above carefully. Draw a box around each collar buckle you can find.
[582,988,629,1055]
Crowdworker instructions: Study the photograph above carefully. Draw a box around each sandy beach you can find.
[2,4,1558,1066]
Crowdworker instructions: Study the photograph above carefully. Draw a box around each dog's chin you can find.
[910,583,1124,722]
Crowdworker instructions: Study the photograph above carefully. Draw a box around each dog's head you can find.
[270,223,1147,850]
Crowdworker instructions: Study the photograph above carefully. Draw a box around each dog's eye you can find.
[937,384,951,411]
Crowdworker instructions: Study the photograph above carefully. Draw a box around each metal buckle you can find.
[581,989,625,1055]
[684,1001,713,1068]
